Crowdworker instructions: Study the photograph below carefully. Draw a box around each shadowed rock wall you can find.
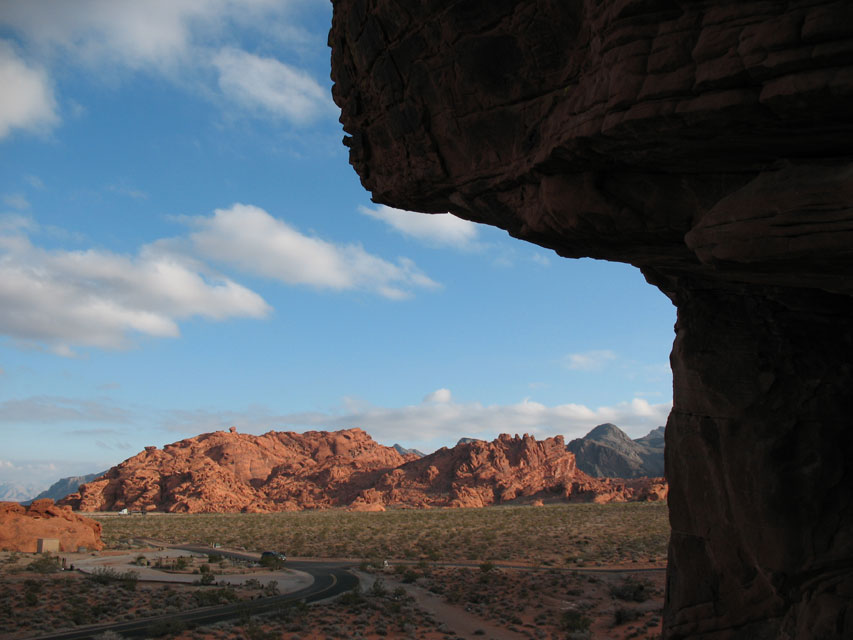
[329,1,853,637]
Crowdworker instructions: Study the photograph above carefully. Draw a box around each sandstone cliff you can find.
[0,499,103,552]
[329,1,853,637]
[61,428,664,513]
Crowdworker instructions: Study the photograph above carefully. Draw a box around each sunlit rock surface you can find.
[0,499,103,552]
[329,1,853,637]
[62,428,661,513]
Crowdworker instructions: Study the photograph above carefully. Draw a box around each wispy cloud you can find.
[563,349,618,371]
[2,193,31,210]
[0,40,58,139]
[186,203,439,299]
[0,396,131,423]
[359,205,481,250]
[213,48,333,125]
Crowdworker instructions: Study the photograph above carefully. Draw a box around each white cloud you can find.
[359,205,480,250]
[0,227,270,354]
[1,1,238,70]
[0,2,329,129]
[213,48,333,125]
[0,40,58,139]
[160,391,672,450]
[424,388,452,403]
[563,349,618,371]
[187,203,439,299]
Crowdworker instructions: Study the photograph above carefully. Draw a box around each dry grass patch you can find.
[97,502,669,565]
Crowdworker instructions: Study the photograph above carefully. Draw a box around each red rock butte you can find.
[0,499,103,553]
[61,428,664,513]
[328,1,853,638]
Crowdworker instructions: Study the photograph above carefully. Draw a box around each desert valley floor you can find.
[0,503,667,640]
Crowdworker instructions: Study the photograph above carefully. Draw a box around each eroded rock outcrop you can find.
[353,433,666,509]
[61,428,662,513]
[0,499,103,552]
[329,1,853,637]
[62,428,416,513]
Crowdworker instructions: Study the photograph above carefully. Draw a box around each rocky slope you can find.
[61,428,664,513]
[0,499,103,552]
[329,2,853,637]
[568,424,665,478]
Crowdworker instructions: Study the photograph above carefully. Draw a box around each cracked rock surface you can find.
[329,1,853,637]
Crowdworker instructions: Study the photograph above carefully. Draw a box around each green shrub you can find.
[87,568,138,590]
[610,577,650,602]
[561,609,591,632]
[26,554,61,574]
[614,606,642,625]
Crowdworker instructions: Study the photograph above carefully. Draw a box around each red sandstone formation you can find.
[61,428,663,513]
[329,2,853,637]
[0,499,103,552]
[352,433,665,509]
[62,428,416,513]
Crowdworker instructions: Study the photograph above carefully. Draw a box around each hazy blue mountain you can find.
[0,482,44,502]
[392,444,426,458]
[28,472,105,503]
[567,423,665,478]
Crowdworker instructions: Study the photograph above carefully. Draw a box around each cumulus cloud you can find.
[187,203,439,299]
[213,48,332,125]
[0,227,270,354]
[160,389,672,450]
[563,349,618,371]
[0,40,58,139]
[358,205,481,250]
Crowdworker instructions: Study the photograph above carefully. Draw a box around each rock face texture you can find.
[61,428,663,513]
[329,1,853,638]
[62,428,416,513]
[0,499,103,552]
[356,433,667,509]
[568,423,665,478]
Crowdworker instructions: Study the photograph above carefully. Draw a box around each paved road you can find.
[28,559,358,640]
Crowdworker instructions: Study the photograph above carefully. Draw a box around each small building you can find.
[37,538,60,553]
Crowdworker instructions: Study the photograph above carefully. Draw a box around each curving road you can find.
[28,554,358,640]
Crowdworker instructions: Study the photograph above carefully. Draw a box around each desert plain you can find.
[0,502,668,639]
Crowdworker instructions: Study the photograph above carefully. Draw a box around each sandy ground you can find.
[72,548,313,591]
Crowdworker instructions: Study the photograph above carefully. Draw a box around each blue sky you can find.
[0,1,674,492]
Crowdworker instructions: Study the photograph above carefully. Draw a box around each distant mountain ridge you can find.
[392,444,426,458]
[60,427,666,513]
[29,472,106,503]
[567,423,665,478]
[0,482,43,503]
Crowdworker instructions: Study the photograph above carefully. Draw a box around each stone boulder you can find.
[0,499,103,552]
